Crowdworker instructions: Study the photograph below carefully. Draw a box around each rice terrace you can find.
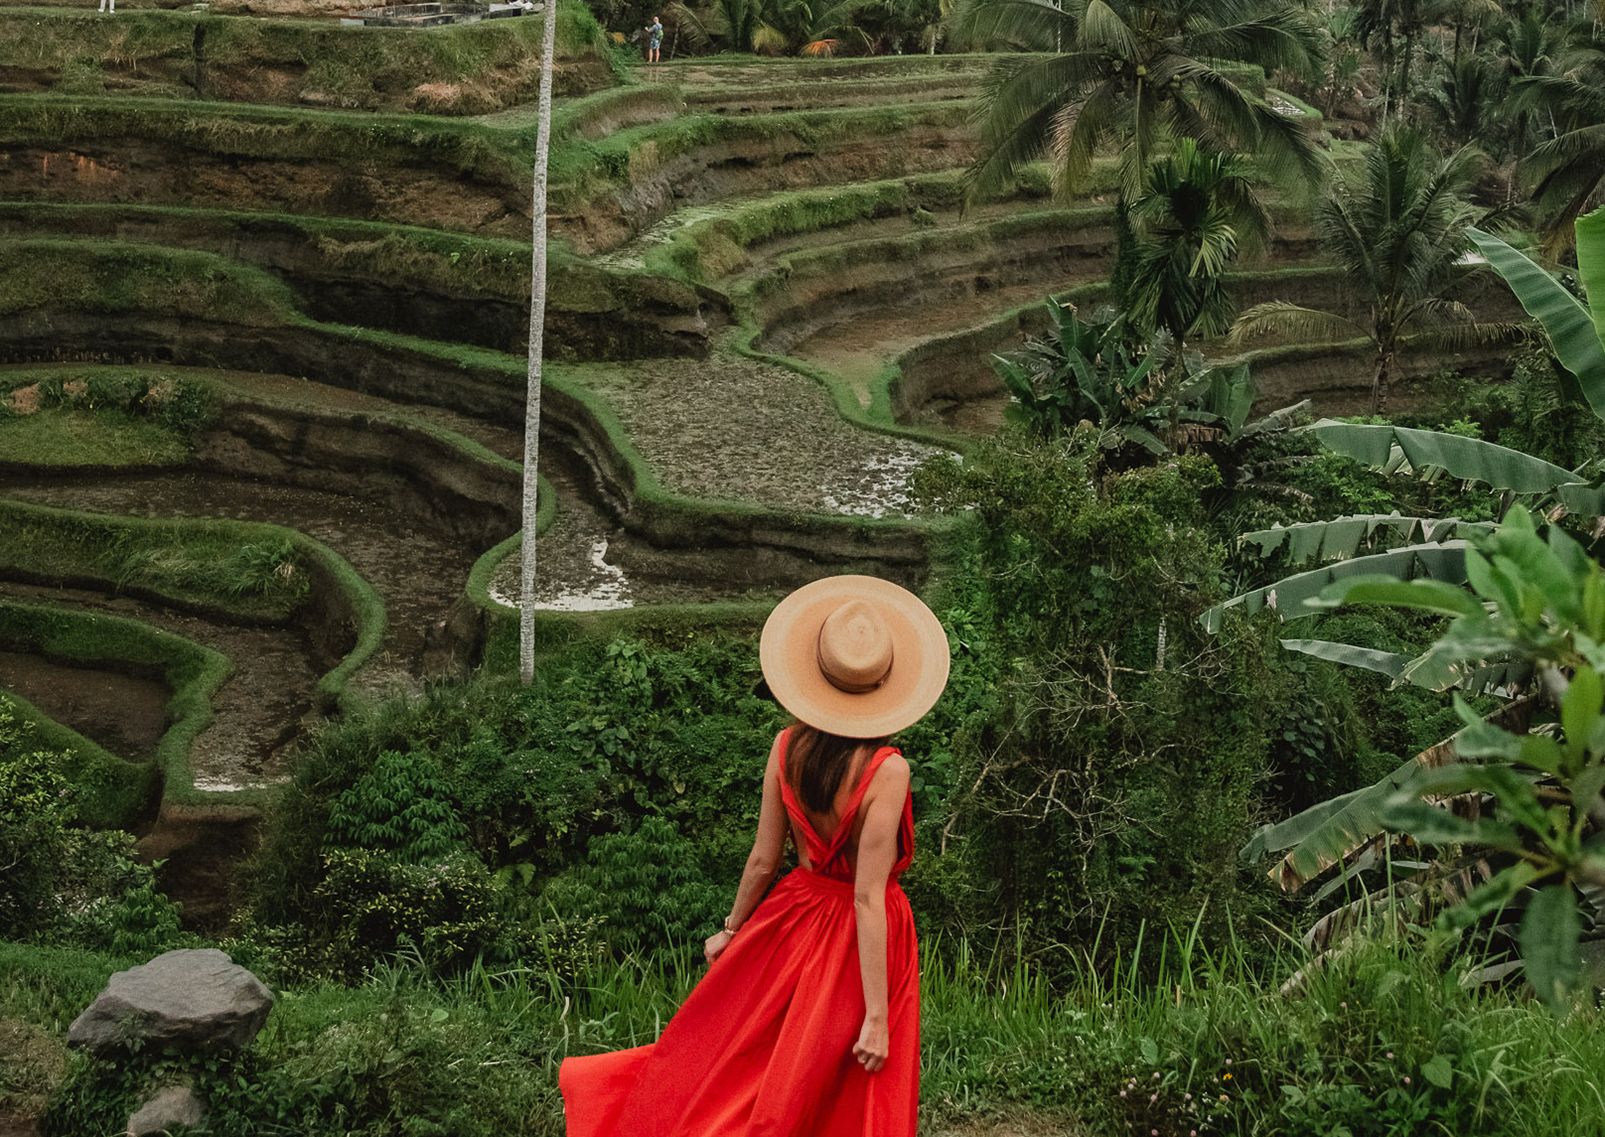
[2,0,1605,1131]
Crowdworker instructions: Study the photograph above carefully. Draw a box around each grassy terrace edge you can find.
[0,598,228,817]
[0,499,386,791]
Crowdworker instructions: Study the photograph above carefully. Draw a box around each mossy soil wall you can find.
[0,98,530,234]
[0,6,610,110]
[888,264,1528,424]
[552,103,980,252]
[748,209,1119,355]
[0,203,714,358]
[0,98,978,244]
[0,598,227,813]
[0,308,937,601]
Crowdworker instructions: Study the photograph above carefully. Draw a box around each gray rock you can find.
[126,1084,206,1137]
[68,949,273,1058]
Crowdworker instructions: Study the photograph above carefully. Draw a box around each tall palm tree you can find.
[1230,126,1497,413]
[1515,41,1605,253]
[1425,51,1503,148]
[519,0,561,686]
[1126,138,1269,352]
[958,0,1325,204]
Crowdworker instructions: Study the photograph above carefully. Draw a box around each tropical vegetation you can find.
[7,0,1605,1133]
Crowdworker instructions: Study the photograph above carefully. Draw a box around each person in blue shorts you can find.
[646,16,663,63]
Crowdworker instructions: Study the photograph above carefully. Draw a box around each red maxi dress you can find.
[559,731,920,1136]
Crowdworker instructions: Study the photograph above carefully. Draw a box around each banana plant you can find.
[1204,212,1605,644]
[995,298,1295,461]
[1312,509,1605,1006]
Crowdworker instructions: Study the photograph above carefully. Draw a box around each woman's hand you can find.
[704,929,734,966]
[852,1014,889,1073]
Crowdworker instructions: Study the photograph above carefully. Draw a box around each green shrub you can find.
[914,438,1290,966]
[325,750,469,862]
[248,634,786,960]
[311,849,504,980]
[0,731,181,956]
[538,817,726,955]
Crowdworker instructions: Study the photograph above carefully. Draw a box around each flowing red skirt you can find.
[559,866,920,1136]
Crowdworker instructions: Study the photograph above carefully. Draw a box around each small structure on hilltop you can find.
[342,1,539,27]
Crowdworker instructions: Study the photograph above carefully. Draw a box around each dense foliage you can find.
[0,701,182,957]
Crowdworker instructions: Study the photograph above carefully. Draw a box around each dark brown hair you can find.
[786,723,888,815]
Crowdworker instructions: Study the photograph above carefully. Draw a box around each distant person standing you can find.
[646,16,663,63]
[98,0,115,13]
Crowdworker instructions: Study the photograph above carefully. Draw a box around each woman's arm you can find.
[851,754,909,1074]
[704,731,790,965]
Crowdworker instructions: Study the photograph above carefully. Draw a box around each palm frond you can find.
[1229,300,1363,346]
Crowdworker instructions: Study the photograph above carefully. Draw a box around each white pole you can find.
[519,0,560,685]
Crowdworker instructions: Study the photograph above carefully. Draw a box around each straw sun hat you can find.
[759,575,950,739]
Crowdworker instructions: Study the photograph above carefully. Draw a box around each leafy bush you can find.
[246,633,795,973]
[538,817,726,955]
[311,850,505,980]
[0,712,182,956]
[325,750,469,862]
[914,437,1293,965]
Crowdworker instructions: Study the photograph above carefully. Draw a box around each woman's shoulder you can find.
[871,749,910,784]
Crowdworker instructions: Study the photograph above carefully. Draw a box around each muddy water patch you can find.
[0,649,167,761]
[577,349,944,516]
[0,580,320,787]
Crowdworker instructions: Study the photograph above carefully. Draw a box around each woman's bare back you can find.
[788,743,877,872]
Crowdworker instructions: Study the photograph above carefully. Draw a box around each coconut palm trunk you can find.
[519,0,560,686]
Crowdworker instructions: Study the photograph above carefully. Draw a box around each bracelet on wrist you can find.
[722,915,739,935]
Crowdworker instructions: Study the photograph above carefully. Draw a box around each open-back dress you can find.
[558,726,920,1136]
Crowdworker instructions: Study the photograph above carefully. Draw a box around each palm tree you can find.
[519,0,561,686]
[1230,126,1497,414]
[1126,138,1269,352]
[1515,41,1605,253]
[1425,51,1503,149]
[1492,7,1561,159]
[958,0,1325,204]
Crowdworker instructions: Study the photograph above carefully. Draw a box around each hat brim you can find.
[760,575,950,739]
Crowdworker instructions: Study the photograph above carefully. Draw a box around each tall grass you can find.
[4,927,1602,1136]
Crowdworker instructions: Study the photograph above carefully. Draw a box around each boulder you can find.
[126,1084,206,1137]
[67,949,273,1058]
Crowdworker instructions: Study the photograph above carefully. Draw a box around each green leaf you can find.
[1438,862,1542,932]
[1522,884,1582,1010]
[1381,799,1523,851]
[1303,420,1604,514]
[1562,667,1603,772]
[1411,764,1552,835]
[1468,228,1605,421]
[1421,1054,1454,1089]
[1318,574,1484,618]
[1568,764,1605,813]
[1240,515,1493,564]
[1203,546,1470,633]
[1279,639,1409,678]
[1578,207,1605,355]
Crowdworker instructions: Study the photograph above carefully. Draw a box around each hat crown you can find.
[816,600,893,694]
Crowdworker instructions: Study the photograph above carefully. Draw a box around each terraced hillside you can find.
[0,3,1519,921]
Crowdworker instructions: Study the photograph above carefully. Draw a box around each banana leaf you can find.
[1303,420,1605,515]
[1241,698,1535,892]
[1578,206,1605,355]
[1241,514,1496,563]
[1201,542,1469,633]
[1468,226,1605,421]
[1279,638,1410,677]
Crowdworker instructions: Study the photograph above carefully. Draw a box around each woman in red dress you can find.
[559,575,951,1137]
